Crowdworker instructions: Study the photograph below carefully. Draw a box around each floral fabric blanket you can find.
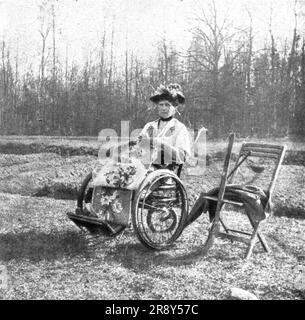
[92,156,148,190]
[90,155,148,226]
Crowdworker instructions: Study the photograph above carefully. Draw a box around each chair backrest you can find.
[211,132,235,222]
[217,133,235,200]
[229,143,287,200]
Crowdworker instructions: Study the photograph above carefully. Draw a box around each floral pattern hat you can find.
[150,83,185,106]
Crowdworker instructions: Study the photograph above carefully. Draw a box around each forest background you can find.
[0,0,304,139]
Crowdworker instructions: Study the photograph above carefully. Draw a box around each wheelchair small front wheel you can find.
[132,170,188,250]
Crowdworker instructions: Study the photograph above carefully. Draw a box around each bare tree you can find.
[245,8,253,94]
[38,1,51,86]
[1,40,7,97]
[268,3,278,132]
[125,33,129,113]
[51,3,56,82]
[161,37,169,83]
[269,4,276,84]
[37,0,52,133]
[94,18,107,132]
[108,17,115,93]
[287,0,299,134]
[188,0,235,136]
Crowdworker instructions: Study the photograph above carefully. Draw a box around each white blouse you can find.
[140,118,192,162]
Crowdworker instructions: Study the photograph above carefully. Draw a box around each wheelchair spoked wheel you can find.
[77,172,125,236]
[146,207,177,233]
[132,170,188,250]
[77,172,94,210]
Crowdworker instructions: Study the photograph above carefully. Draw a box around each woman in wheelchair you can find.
[82,84,191,216]
[138,83,191,172]
[72,84,191,247]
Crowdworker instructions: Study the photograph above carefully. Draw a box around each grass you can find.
[0,192,304,300]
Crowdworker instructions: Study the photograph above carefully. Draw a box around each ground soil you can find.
[0,151,304,219]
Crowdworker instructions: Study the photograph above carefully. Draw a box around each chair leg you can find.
[247,215,270,253]
[202,218,220,255]
[257,233,270,253]
[219,217,235,244]
[245,223,260,260]
[219,218,229,233]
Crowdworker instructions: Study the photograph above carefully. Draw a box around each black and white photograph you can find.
[0,0,304,302]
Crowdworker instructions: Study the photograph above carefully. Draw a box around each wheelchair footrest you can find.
[67,211,125,236]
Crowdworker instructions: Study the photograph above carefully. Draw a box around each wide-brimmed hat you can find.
[150,83,185,105]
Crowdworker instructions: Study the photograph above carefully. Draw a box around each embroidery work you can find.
[147,125,155,138]
[105,163,137,188]
[91,187,131,226]
[165,125,175,137]
[92,154,147,190]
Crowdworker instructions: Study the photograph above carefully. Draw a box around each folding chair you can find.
[201,133,286,259]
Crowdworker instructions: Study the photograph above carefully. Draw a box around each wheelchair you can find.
[67,139,189,250]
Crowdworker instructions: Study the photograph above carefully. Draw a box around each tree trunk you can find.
[52,3,56,132]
